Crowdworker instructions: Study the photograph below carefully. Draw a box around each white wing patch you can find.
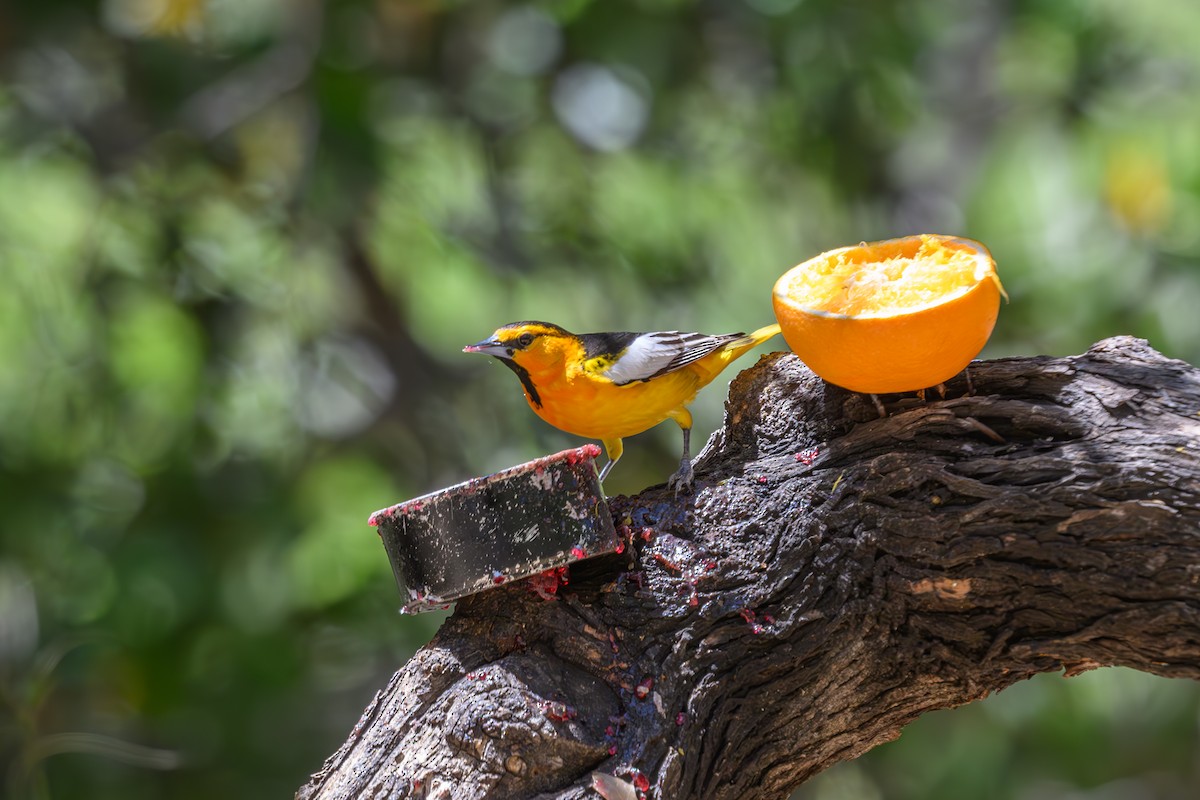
[603,331,744,385]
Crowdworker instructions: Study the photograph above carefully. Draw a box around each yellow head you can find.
[463,321,576,407]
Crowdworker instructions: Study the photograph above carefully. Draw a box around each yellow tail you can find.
[743,323,782,347]
[693,323,782,384]
[725,323,782,357]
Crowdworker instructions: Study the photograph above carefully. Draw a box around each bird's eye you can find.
[517,333,534,348]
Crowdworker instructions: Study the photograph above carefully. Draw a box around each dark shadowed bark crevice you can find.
[298,336,1200,800]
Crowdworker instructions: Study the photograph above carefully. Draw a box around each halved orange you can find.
[772,234,1006,394]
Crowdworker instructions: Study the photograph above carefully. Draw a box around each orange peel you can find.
[772,234,1006,394]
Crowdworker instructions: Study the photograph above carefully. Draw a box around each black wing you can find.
[594,330,746,385]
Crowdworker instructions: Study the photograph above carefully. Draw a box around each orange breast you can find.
[523,362,704,440]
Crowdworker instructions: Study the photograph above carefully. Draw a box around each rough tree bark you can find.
[298,336,1200,800]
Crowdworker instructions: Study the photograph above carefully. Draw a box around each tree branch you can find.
[297,336,1200,800]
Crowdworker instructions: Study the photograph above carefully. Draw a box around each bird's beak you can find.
[463,339,511,358]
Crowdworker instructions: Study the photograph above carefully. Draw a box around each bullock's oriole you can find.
[464,321,781,491]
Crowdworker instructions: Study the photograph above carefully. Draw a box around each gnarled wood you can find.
[298,336,1200,800]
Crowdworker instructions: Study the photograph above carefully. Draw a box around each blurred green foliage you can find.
[1,0,1198,798]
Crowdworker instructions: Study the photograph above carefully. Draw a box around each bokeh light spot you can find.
[552,64,650,152]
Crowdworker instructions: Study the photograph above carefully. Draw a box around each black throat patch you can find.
[496,357,542,408]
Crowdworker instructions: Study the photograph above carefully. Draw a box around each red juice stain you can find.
[541,700,577,722]
[633,772,650,792]
[614,540,626,554]
[640,527,655,542]
[653,553,681,572]
[644,532,722,612]
[739,608,764,634]
[676,712,686,726]
[526,574,558,601]
[608,744,617,756]
[368,507,397,526]
[795,447,820,465]
[571,546,587,559]
[566,445,599,466]
[527,567,569,601]
[635,677,654,700]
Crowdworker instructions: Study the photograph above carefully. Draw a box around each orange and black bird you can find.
[464,321,780,491]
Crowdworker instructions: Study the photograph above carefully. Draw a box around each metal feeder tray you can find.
[369,444,617,613]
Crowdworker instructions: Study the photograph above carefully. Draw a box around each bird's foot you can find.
[667,460,695,495]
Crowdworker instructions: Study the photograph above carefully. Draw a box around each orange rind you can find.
[772,234,1006,394]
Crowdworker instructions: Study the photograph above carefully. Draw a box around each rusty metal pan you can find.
[369,445,616,613]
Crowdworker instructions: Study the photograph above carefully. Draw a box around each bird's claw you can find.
[668,461,695,495]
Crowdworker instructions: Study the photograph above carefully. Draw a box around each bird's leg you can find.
[869,394,887,418]
[667,427,694,494]
[666,408,694,494]
[598,437,623,483]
